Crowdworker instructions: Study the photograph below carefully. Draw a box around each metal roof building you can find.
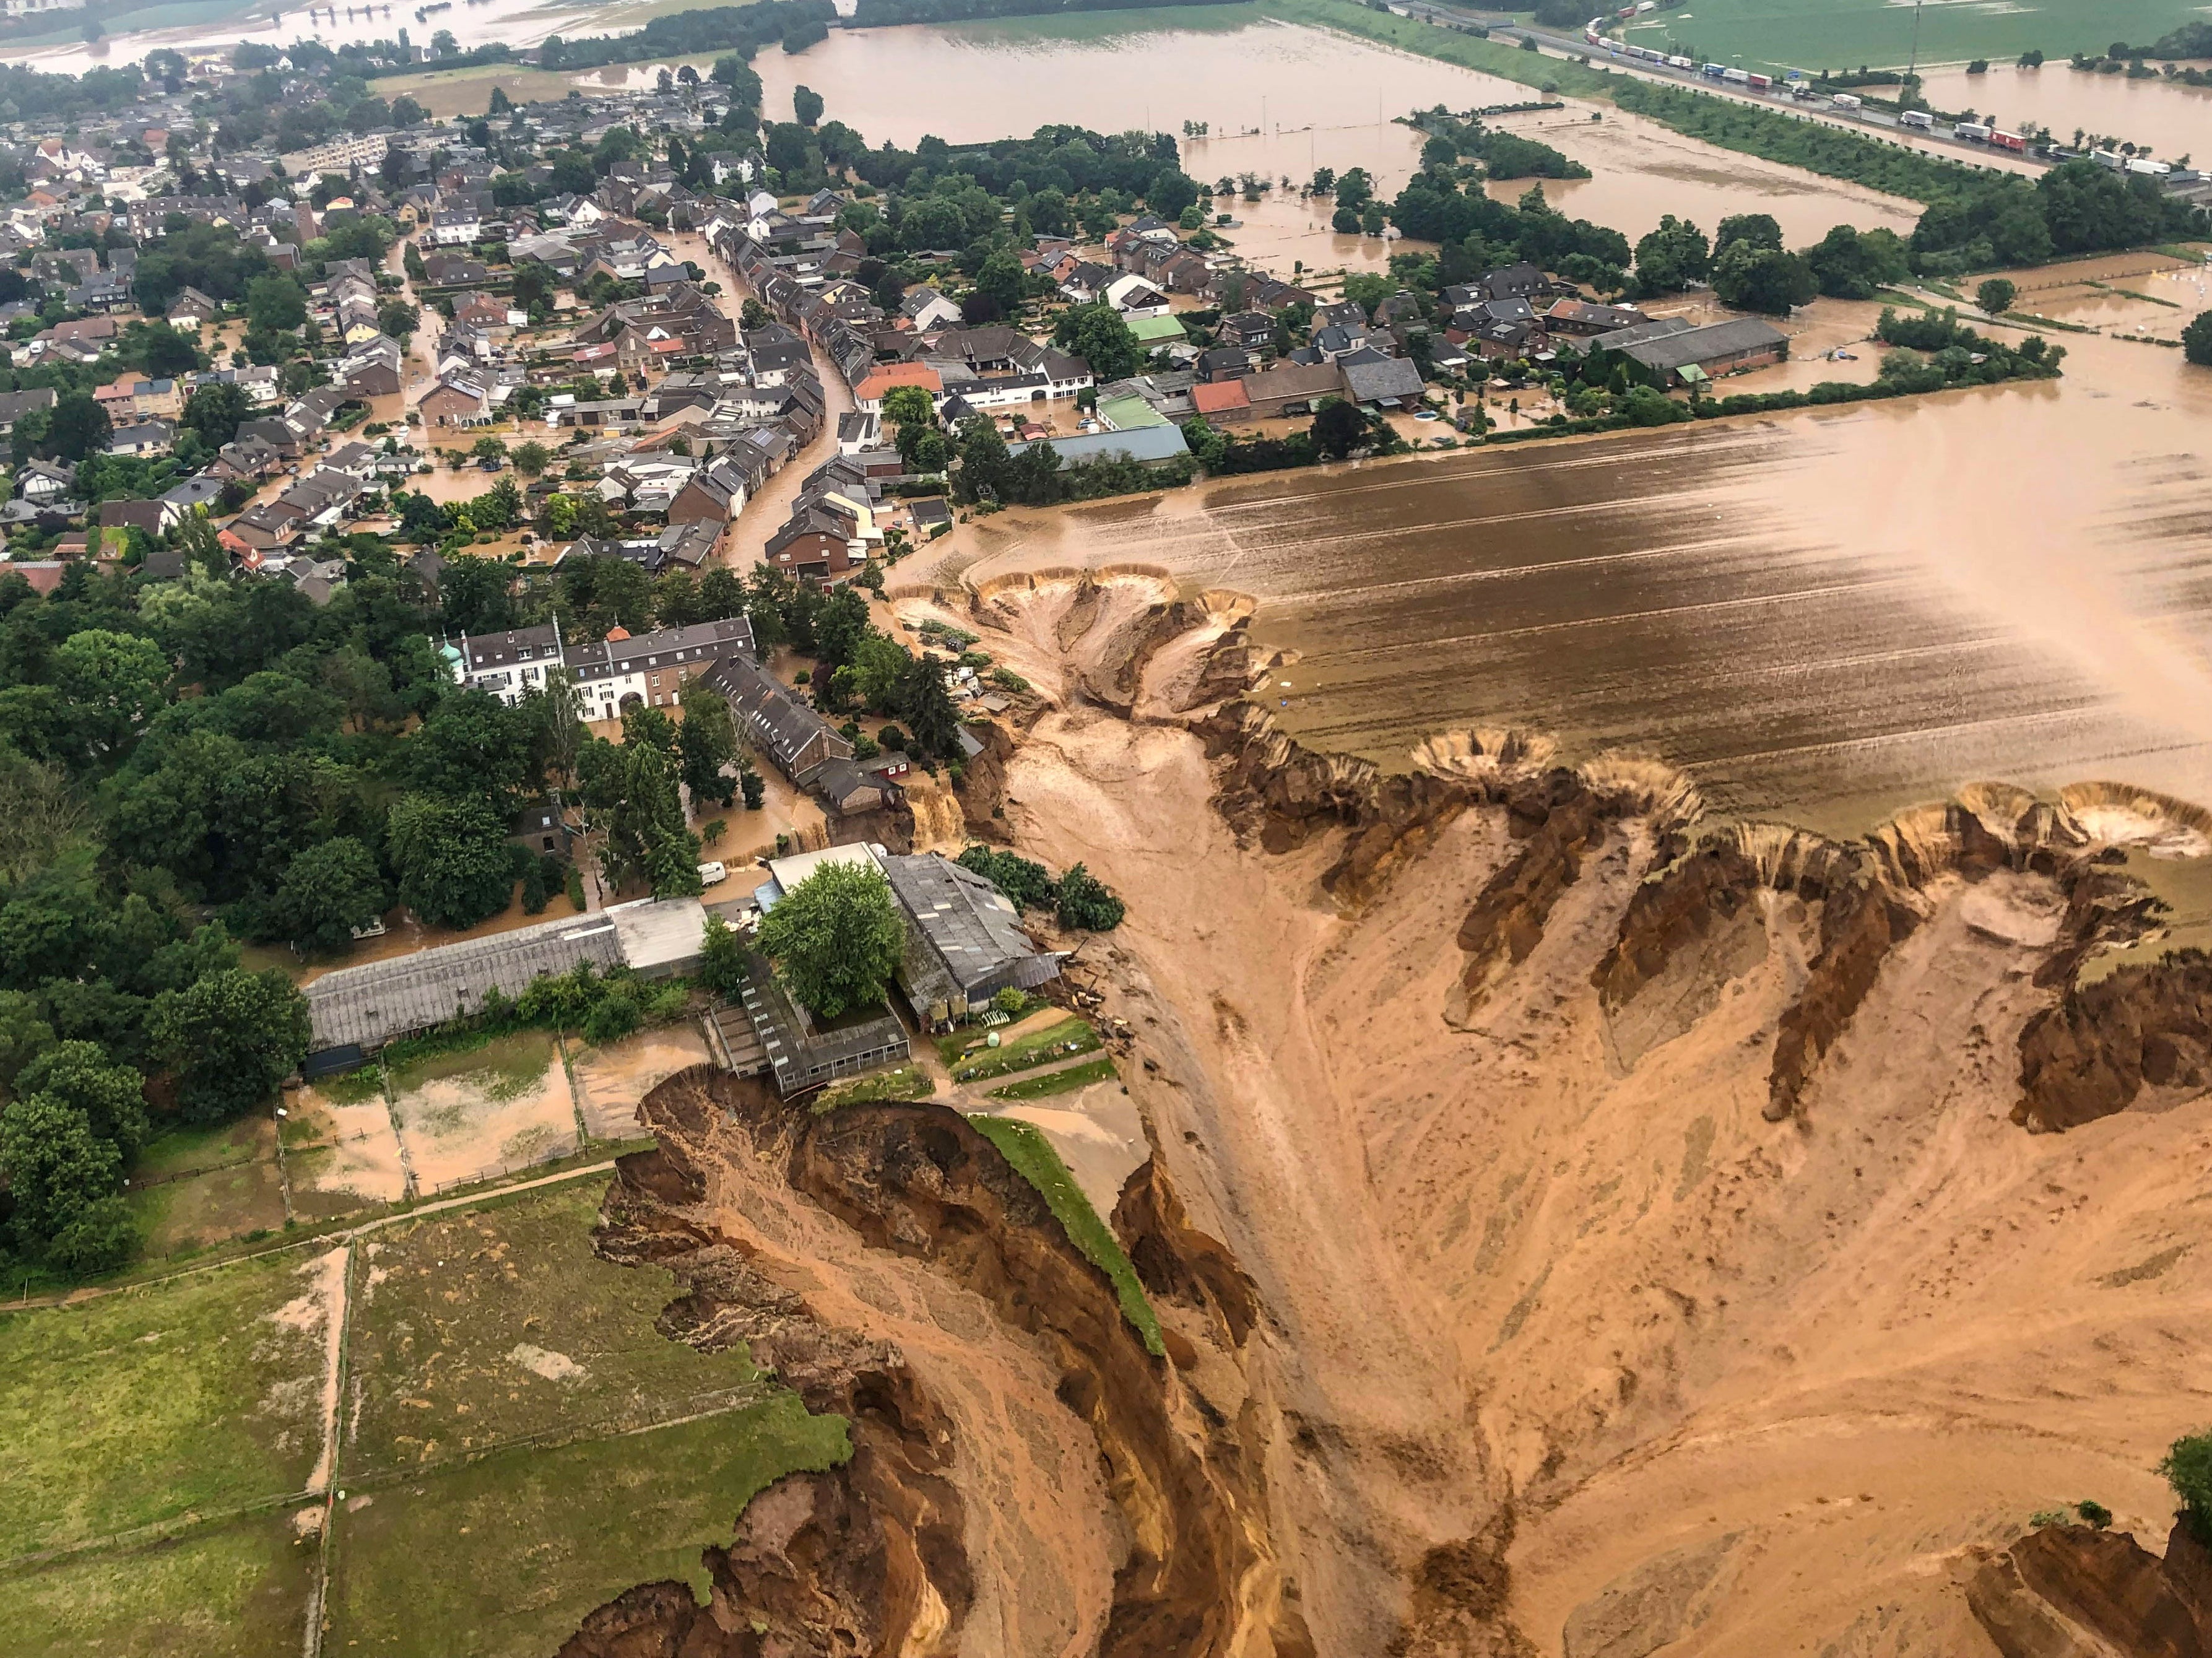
[1007,423,1189,471]
[304,912,624,1057]
[881,853,1064,1023]
[735,952,910,1096]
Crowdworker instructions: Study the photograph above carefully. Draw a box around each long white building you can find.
[445,614,757,723]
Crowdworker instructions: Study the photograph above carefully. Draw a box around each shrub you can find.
[2161,1430,2212,1539]
[2186,310,2212,367]
[1054,862,1125,932]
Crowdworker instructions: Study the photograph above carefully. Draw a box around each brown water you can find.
[930,295,2212,835]
[1915,61,2212,162]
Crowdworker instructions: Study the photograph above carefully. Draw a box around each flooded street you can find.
[924,309,2212,836]
[1914,61,2212,161]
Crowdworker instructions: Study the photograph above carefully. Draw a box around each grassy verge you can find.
[949,1017,1101,1083]
[814,1063,936,1111]
[1261,0,1614,97]
[987,1056,1119,1101]
[0,1509,314,1658]
[0,1251,331,1558]
[324,1400,848,1658]
[966,1116,1163,1357]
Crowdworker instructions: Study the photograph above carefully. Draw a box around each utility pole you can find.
[1906,0,1924,78]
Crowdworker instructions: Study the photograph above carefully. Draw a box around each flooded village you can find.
[3,0,2212,1655]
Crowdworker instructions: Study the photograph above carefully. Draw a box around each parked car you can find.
[698,861,728,887]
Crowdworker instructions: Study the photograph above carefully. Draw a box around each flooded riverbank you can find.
[1914,61,2212,162]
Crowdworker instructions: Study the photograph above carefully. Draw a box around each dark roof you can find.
[882,852,1064,1012]
[702,654,850,775]
[305,912,623,1052]
[1618,316,1789,373]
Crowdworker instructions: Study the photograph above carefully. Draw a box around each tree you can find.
[1711,241,1818,315]
[1311,396,1367,459]
[2163,1430,2212,1541]
[376,297,420,341]
[246,272,307,332]
[895,654,962,758]
[882,382,935,432]
[181,381,251,450]
[54,628,168,759]
[272,836,387,953]
[511,440,550,477]
[1054,862,1126,931]
[1050,303,1142,383]
[0,1095,123,1257]
[2188,311,2212,368]
[1975,278,2017,317]
[45,392,111,464]
[753,861,904,1019]
[1633,215,1710,297]
[388,792,516,928]
[149,967,310,1124]
[698,911,747,995]
[793,84,823,126]
[677,690,738,807]
[1713,212,1783,254]
[15,1041,148,1156]
[1800,224,1909,300]
[579,723,701,899]
[970,250,1026,320]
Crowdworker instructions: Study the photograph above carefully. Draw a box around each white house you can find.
[1104,272,1172,319]
[899,287,961,332]
[430,209,481,246]
[448,617,758,721]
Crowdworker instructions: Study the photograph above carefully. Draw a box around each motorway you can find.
[1386,0,2119,178]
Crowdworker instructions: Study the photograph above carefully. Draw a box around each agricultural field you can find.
[0,1178,848,1658]
[1603,0,2212,76]
[126,1116,289,1257]
[384,1030,581,1192]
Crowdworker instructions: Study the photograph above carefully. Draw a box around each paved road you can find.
[1386,0,2206,186]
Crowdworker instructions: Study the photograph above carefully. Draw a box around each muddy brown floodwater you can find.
[1914,61,2212,162]
[923,307,2212,840]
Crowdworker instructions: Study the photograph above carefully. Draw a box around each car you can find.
[1413,409,1439,421]
[477,456,500,472]
[698,861,728,887]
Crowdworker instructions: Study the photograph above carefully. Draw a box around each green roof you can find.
[1095,394,1168,431]
[1124,312,1187,343]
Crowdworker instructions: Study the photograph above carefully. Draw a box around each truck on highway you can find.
[2124,155,2172,175]
[1954,121,1992,142]
[1989,129,2027,152]
[1699,61,1725,78]
[1898,108,1933,131]
[1664,53,1693,68]
[1829,92,1863,112]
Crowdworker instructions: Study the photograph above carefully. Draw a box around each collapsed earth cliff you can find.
[565,573,2212,1658]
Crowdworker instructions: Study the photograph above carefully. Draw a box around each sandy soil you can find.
[684,1099,1125,1656]
[975,1075,1147,1224]
[569,1024,713,1139]
[283,1083,409,1210]
[266,1246,350,1496]
[388,1035,579,1191]
[934,574,2212,1655]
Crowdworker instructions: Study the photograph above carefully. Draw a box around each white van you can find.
[698,861,728,887]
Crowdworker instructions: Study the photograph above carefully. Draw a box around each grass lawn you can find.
[814,1063,936,1111]
[986,1056,1119,1101]
[1598,0,2212,74]
[966,1116,1163,1357]
[129,1157,290,1259]
[948,1017,1101,1084]
[0,1510,315,1658]
[324,1399,848,1658]
[1260,0,1615,97]
[132,1118,267,1183]
[384,1028,560,1103]
[0,1249,331,1558]
[345,1183,774,1476]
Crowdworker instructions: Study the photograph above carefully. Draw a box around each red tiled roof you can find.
[1191,380,1251,415]
[852,363,942,401]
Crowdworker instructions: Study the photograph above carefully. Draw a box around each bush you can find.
[2162,1430,2212,1539]
[2186,310,2212,368]
[581,983,643,1046]
[565,864,588,910]
[45,1195,137,1277]
[957,844,1057,909]
[1054,862,1125,932]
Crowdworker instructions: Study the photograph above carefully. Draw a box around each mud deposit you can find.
[550,584,2212,1657]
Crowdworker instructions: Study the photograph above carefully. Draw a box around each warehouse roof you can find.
[305,913,623,1054]
[882,852,1063,1011]
[1619,316,1789,373]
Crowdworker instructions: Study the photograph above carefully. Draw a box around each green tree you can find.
[1711,241,1818,315]
[793,84,823,126]
[579,724,701,899]
[0,1094,123,1257]
[753,861,904,1019]
[895,654,962,758]
[180,381,251,449]
[882,383,935,429]
[0,990,54,1087]
[1713,212,1784,254]
[1975,278,2018,316]
[45,392,111,464]
[1054,861,1125,931]
[1800,224,1909,300]
[2162,1430,2212,1540]
[511,440,550,477]
[1310,396,1367,459]
[15,1041,148,1155]
[150,967,310,1124]
[677,690,738,808]
[388,792,516,928]
[246,272,308,332]
[1050,303,1142,383]
[971,250,1026,318]
[1633,215,1710,297]
[54,628,168,760]
[2188,311,2212,368]
[376,297,420,341]
[698,911,747,996]
[272,835,387,953]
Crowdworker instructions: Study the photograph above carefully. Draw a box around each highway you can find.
[1383,0,2204,190]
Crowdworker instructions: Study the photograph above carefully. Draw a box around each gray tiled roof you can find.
[305,913,623,1053]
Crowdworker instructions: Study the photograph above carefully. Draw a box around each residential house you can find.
[1217,312,1278,352]
[165,285,220,328]
[702,653,852,782]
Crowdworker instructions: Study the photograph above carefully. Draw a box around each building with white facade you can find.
[446,614,757,723]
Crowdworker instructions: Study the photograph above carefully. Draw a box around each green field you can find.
[0,1178,849,1658]
[326,1401,847,1658]
[967,1114,1163,1356]
[814,1062,936,1110]
[1598,0,2210,75]
[0,1249,332,1560]
[347,1183,775,1475]
[947,1017,1101,1083]
[0,1511,316,1658]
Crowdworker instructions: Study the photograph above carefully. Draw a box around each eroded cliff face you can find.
[563,584,2212,1658]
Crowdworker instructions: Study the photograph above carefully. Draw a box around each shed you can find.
[881,852,1064,1024]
